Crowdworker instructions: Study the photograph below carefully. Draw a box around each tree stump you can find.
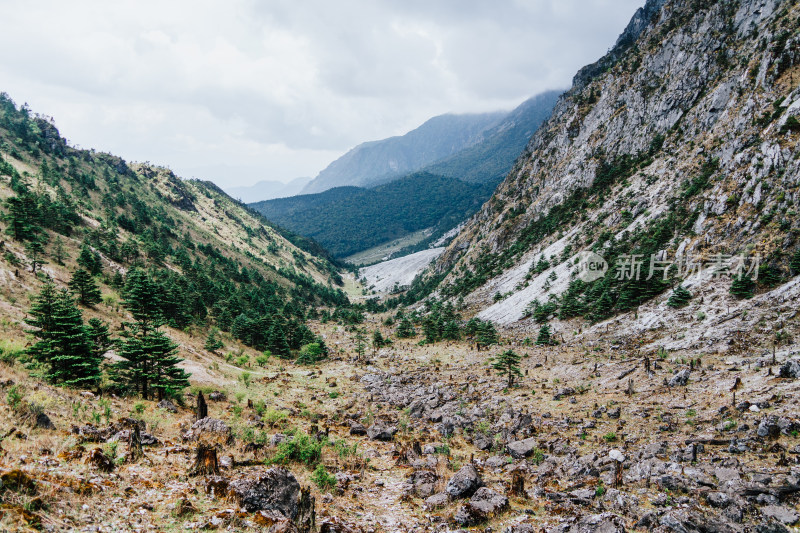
[127,420,143,463]
[197,391,208,421]
[190,443,219,476]
[510,469,525,497]
[297,486,316,533]
[614,461,623,488]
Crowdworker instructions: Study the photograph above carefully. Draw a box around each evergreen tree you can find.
[77,243,102,275]
[354,328,367,360]
[730,273,755,299]
[442,320,461,341]
[86,318,113,361]
[666,285,692,308]
[296,342,324,365]
[492,349,522,388]
[536,324,552,346]
[114,328,189,400]
[791,249,800,275]
[372,330,389,353]
[26,284,101,387]
[52,235,66,265]
[3,193,39,241]
[25,236,47,273]
[476,321,498,351]
[395,317,416,338]
[123,268,163,332]
[204,327,224,354]
[69,268,102,306]
[757,264,782,287]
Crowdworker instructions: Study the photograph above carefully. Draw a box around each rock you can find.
[706,492,732,508]
[668,368,691,387]
[505,525,536,533]
[608,449,625,462]
[208,391,226,401]
[348,423,367,436]
[157,399,178,413]
[229,467,301,518]
[565,512,627,532]
[607,407,621,419]
[271,433,291,446]
[778,359,800,379]
[366,424,394,441]
[319,517,363,532]
[472,432,493,451]
[446,464,482,498]
[507,437,537,459]
[760,505,799,525]
[182,418,233,445]
[424,492,449,509]
[553,387,576,400]
[469,487,509,514]
[485,455,509,469]
[408,469,437,498]
[757,416,781,439]
[35,413,55,430]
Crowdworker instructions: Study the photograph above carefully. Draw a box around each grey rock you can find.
[157,399,178,413]
[757,416,781,439]
[348,422,367,436]
[424,492,449,509]
[760,505,799,525]
[707,492,732,508]
[408,469,437,498]
[565,512,627,532]
[668,368,691,387]
[182,417,233,445]
[778,359,800,379]
[553,387,576,400]
[468,487,509,514]
[507,437,537,459]
[229,467,301,518]
[472,432,493,451]
[446,464,482,498]
[607,407,621,419]
[366,424,395,441]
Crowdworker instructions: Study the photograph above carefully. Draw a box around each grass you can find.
[267,432,324,467]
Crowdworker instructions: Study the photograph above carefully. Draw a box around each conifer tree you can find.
[86,318,113,361]
[492,349,522,388]
[476,321,498,351]
[122,268,163,332]
[52,236,66,265]
[354,328,367,360]
[26,283,101,387]
[69,268,102,306]
[791,249,800,275]
[3,193,39,241]
[666,285,692,308]
[77,243,102,275]
[442,320,461,340]
[25,236,47,273]
[536,324,552,346]
[372,330,389,353]
[296,342,324,365]
[204,327,224,354]
[730,273,755,299]
[395,317,416,338]
[757,264,781,287]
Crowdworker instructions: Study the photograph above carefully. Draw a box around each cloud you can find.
[0,0,643,186]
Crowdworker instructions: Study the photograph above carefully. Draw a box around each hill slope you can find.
[300,112,504,194]
[224,176,311,202]
[423,90,562,184]
[252,173,493,258]
[415,0,800,353]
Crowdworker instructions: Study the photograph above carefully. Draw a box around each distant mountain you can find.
[252,173,494,258]
[300,112,505,194]
[423,90,562,184]
[224,176,311,202]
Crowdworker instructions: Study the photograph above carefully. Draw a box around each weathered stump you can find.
[127,420,143,462]
[510,469,525,497]
[190,443,220,476]
[196,391,208,421]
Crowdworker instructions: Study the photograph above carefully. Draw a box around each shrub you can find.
[311,464,337,490]
[603,432,617,442]
[6,385,22,410]
[268,432,324,467]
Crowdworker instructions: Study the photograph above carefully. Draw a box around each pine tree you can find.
[757,264,782,287]
[395,317,416,338]
[86,318,113,361]
[791,249,800,275]
[492,349,522,388]
[69,269,102,306]
[730,273,755,299]
[204,327,224,354]
[77,243,102,275]
[123,268,163,332]
[354,328,367,360]
[666,285,692,308]
[442,320,461,340]
[296,342,324,365]
[25,236,47,273]
[476,321,498,351]
[536,324,552,346]
[52,236,66,265]
[372,330,389,353]
[26,284,101,387]
[3,193,38,242]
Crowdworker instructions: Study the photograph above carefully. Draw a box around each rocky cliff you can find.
[425,0,800,354]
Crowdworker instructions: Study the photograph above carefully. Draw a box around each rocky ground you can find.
[0,317,799,532]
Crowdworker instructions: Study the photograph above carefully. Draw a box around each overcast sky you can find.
[0,0,643,188]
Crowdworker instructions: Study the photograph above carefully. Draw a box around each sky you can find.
[0,0,644,188]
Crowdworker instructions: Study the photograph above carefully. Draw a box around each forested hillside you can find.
[251,172,493,258]
[0,92,349,398]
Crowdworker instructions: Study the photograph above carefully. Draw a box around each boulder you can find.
[468,487,508,515]
[228,467,301,518]
[757,416,781,439]
[424,492,449,509]
[760,505,799,526]
[668,368,691,387]
[157,399,178,413]
[182,418,233,445]
[408,469,437,498]
[446,464,482,498]
[507,437,537,459]
[564,512,626,532]
[472,432,493,451]
[348,423,367,436]
[366,424,395,441]
[778,359,800,379]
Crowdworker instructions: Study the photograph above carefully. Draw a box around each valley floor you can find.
[1,315,799,532]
